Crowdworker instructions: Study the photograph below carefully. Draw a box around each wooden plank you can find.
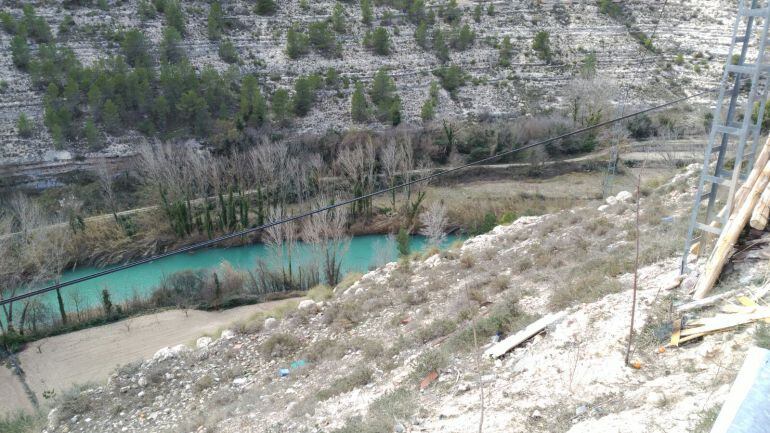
[483,312,566,359]
[709,347,770,433]
[677,289,741,313]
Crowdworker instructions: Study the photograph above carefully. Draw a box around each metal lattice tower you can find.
[681,0,770,273]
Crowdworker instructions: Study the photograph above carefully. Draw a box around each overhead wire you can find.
[0,88,714,307]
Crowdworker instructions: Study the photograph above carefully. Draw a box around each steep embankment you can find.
[39,163,767,433]
[1,0,729,164]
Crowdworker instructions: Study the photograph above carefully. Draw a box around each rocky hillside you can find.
[40,164,767,433]
[1,0,731,164]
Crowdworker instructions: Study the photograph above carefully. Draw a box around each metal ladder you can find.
[681,0,770,274]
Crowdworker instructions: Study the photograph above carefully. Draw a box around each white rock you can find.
[152,344,190,362]
[615,190,633,202]
[196,337,213,349]
[646,391,667,407]
[597,204,610,212]
[221,329,236,340]
[264,317,278,330]
[298,299,318,313]
[137,377,148,387]
[605,196,618,206]
[233,377,248,386]
[531,409,542,419]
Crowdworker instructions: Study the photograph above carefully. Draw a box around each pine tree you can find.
[207,1,224,40]
[293,76,315,116]
[256,0,277,15]
[414,21,428,49]
[122,29,152,67]
[532,30,552,62]
[351,82,368,122]
[361,0,373,24]
[332,3,346,33]
[102,99,120,133]
[271,88,292,125]
[11,35,29,70]
[84,117,101,149]
[433,28,449,62]
[164,0,185,35]
[473,4,482,22]
[286,26,309,59]
[218,39,239,63]
[372,27,390,55]
[240,75,267,126]
[455,24,474,50]
[160,26,186,64]
[420,99,434,121]
[499,36,513,67]
[17,113,33,138]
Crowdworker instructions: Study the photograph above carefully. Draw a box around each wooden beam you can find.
[750,186,770,230]
[690,138,770,255]
[693,158,770,300]
[483,312,565,359]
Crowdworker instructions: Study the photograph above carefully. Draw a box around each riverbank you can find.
[2,298,301,416]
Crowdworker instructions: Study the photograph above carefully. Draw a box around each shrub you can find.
[122,29,152,68]
[261,333,302,358]
[532,30,552,62]
[0,411,43,433]
[499,36,512,67]
[17,114,33,138]
[256,0,277,15]
[316,366,373,400]
[218,39,239,64]
[11,35,29,70]
[397,227,410,257]
[164,0,186,35]
[351,82,368,122]
[421,99,435,121]
[371,27,390,55]
[755,323,770,349]
[361,0,373,24]
[208,2,224,40]
[434,64,465,95]
[415,21,429,49]
[308,21,336,54]
[307,284,333,301]
[286,26,309,59]
[433,28,450,62]
[160,26,186,63]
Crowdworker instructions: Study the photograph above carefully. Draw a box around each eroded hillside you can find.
[37,164,770,433]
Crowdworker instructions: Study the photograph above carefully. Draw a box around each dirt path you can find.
[3,299,298,415]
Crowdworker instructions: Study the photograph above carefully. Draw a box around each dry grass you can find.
[260,333,302,358]
[307,284,333,301]
[755,323,770,350]
[316,366,374,401]
[459,253,476,268]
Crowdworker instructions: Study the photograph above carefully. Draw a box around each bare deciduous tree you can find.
[419,201,448,247]
[302,196,351,286]
[95,160,119,225]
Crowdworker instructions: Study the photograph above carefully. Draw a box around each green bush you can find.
[122,29,152,68]
[361,0,373,24]
[371,27,390,55]
[256,0,277,15]
[163,0,185,35]
[308,21,336,54]
[351,82,368,122]
[397,227,410,257]
[286,26,309,59]
[11,35,29,70]
[16,113,33,138]
[532,30,552,62]
[218,39,239,64]
[434,64,465,95]
[207,1,224,40]
[272,88,292,124]
[498,36,512,67]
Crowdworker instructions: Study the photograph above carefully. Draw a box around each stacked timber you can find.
[692,137,770,299]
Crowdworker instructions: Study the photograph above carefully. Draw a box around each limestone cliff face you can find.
[0,0,731,165]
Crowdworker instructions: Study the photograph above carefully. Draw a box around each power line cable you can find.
[0,89,714,307]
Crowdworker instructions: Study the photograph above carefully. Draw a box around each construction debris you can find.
[483,312,566,359]
[709,347,770,433]
[692,138,770,300]
[670,297,770,346]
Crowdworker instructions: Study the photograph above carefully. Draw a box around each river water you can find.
[15,234,460,316]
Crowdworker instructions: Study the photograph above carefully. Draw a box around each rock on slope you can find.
[1,0,732,164]
[45,167,755,433]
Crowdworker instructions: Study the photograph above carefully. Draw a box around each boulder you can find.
[615,190,634,202]
[264,317,278,330]
[221,329,236,340]
[196,337,213,349]
[153,344,190,362]
[298,299,318,313]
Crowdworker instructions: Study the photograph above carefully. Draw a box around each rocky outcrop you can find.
[0,0,732,164]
